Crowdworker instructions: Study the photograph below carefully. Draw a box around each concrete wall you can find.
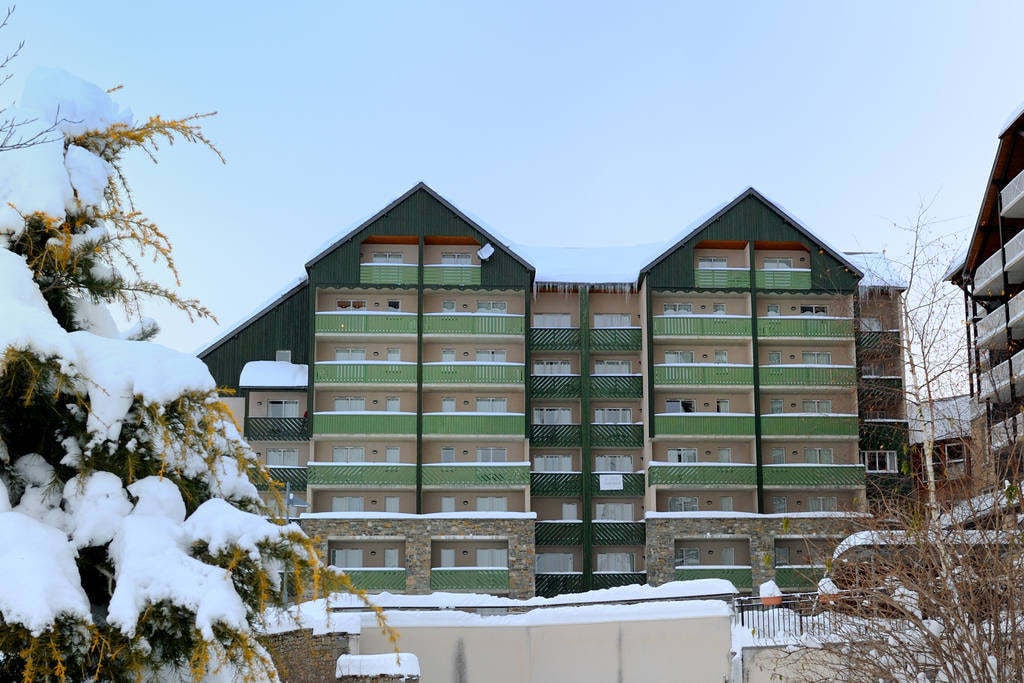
[742,645,843,682]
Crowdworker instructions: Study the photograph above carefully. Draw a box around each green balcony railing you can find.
[529,327,582,350]
[423,314,524,336]
[857,330,900,353]
[422,265,481,286]
[592,521,645,546]
[530,472,583,497]
[535,521,584,545]
[422,413,526,436]
[647,463,756,488]
[653,365,753,386]
[762,464,865,488]
[756,317,855,338]
[773,566,825,591]
[530,424,583,447]
[589,328,641,351]
[590,424,644,448]
[535,573,584,597]
[312,412,416,435]
[592,572,646,590]
[307,463,417,487]
[313,362,416,385]
[315,312,418,335]
[341,568,408,592]
[257,466,308,492]
[422,363,525,385]
[758,366,857,387]
[245,417,309,441]
[653,316,752,337]
[674,566,752,589]
[755,269,811,290]
[529,375,582,399]
[358,263,418,285]
[590,472,645,496]
[429,568,510,591]
[654,414,756,437]
[590,375,643,398]
[695,269,750,289]
[760,415,859,437]
[422,463,530,487]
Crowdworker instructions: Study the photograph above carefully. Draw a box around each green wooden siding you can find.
[313,362,417,384]
[590,375,643,398]
[695,269,750,288]
[591,572,646,590]
[674,566,752,589]
[590,473,645,496]
[312,412,417,435]
[430,568,510,591]
[758,366,857,386]
[592,522,645,546]
[857,330,901,353]
[653,365,753,386]
[422,363,525,384]
[245,417,309,441]
[307,464,417,487]
[535,521,584,545]
[653,316,752,337]
[529,375,582,398]
[422,413,525,435]
[422,315,525,336]
[589,328,641,350]
[529,328,582,350]
[342,569,407,592]
[590,424,644,448]
[358,264,418,285]
[654,414,756,436]
[647,463,757,487]
[421,463,530,487]
[422,265,481,286]
[256,466,308,492]
[530,472,584,497]
[774,566,825,591]
[762,464,865,487]
[315,313,417,335]
[757,318,855,338]
[535,573,584,597]
[530,424,583,447]
[755,269,811,290]
[760,415,859,437]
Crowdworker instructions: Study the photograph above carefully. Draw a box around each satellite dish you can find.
[477,243,495,260]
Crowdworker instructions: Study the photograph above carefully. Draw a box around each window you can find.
[385,447,400,463]
[594,454,633,472]
[665,351,694,364]
[534,360,572,375]
[386,300,401,310]
[333,397,364,412]
[533,313,572,327]
[772,496,787,514]
[477,496,508,512]
[336,299,367,310]
[371,251,403,264]
[536,553,573,573]
[663,303,693,315]
[385,496,400,513]
[593,313,633,328]
[385,397,400,412]
[769,399,784,414]
[771,447,785,464]
[763,257,793,270]
[720,497,734,512]
[716,399,730,413]
[698,257,728,269]
[594,360,631,374]
[861,450,898,473]
[665,399,696,413]
[561,502,578,520]
[668,496,699,512]
[594,408,632,424]
[386,348,401,361]
[332,446,365,463]
[384,548,400,568]
[440,497,456,513]
[476,349,507,362]
[441,300,456,312]
[714,350,728,364]
[441,348,456,362]
[275,349,292,363]
[476,300,507,313]
[804,447,834,464]
[860,317,882,331]
[802,351,832,365]
[533,407,572,424]
[712,303,727,315]
[476,447,507,463]
[717,448,732,463]
[331,496,363,513]
[800,304,828,316]
[667,448,698,464]
[809,496,838,512]
[596,553,634,572]
[768,351,782,365]
[442,252,472,265]
[862,362,884,376]
[595,503,633,520]
[331,549,362,568]
[677,547,700,566]
[335,348,366,361]
[534,454,573,472]
[441,397,456,413]
[441,446,456,463]
[268,400,300,418]
[766,304,781,317]
[440,548,456,567]
[476,548,508,567]
[476,397,507,413]
[775,547,791,566]
[802,399,832,413]
[267,448,299,466]
[721,546,735,565]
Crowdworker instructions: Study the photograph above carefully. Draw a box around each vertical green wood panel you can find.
[674,567,752,589]
[760,415,859,437]
[755,269,812,290]
[342,569,408,592]
[695,269,750,288]
[429,568,510,591]
[653,365,753,385]
[591,572,646,590]
[758,366,857,386]
[422,265,481,285]
[535,573,584,596]
[359,264,419,285]
[314,363,417,384]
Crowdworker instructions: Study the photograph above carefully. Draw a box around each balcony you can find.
[653,315,751,338]
[758,365,857,387]
[529,327,582,350]
[530,374,581,399]
[591,572,646,590]
[760,414,859,437]
[590,472,645,496]
[975,223,1024,296]
[991,412,1024,451]
[695,268,750,289]
[307,463,417,487]
[757,317,855,338]
[257,465,308,492]
[530,472,583,497]
[315,312,417,336]
[592,521,645,546]
[773,566,825,591]
[976,290,1024,348]
[647,463,756,488]
[422,313,524,337]
[358,263,418,285]
[429,568,509,592]
[530,424,582,447]
[590,423,644,448]
[422,363,525,385]
[313,362,416,385]
[422,264,481,286]
[312,412,416,436]
[653,364,753,386]
[422,413,526,436]
[589,328,641,351]
[590,375,643,398]
[857,330,900,353]
[245,417,308,441]
[1002,168,1024,219]
[979,347,1024,401]
[421,462,531,488]
[535,573,583,597]
[341,568,407,592]
[654,413,756,437]
[535,521,583,545]
[762,464,865,488]
[755,269,811,290]
[675,566,752,589]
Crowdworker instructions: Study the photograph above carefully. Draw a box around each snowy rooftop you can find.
[239,361,308,388]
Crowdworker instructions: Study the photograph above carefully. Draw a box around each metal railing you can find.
[732,591,911,639]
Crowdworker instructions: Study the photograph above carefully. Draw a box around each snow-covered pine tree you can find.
[0,69,366,681]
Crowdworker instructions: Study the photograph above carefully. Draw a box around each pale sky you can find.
[9,1,1022,353]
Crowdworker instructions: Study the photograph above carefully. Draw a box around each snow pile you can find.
[336,653,419,679]
[184,497,301,560]
[0,249,77,367]
[239,360,308,388]
[759,579,782,599]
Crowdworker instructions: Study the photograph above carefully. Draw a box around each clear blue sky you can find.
[9,1,1021,352]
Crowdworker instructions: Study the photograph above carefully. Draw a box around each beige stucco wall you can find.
[652,292,751,316]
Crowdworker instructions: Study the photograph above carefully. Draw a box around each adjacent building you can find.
[199,183,907,597]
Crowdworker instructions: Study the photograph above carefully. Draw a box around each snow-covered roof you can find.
[239,361,308,388]
[843,252,908,290]
[908,394,974,444]
[1000,99,1024,137]
[942,243,969,282]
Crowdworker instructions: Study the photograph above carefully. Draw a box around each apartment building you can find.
[200,183,907,597]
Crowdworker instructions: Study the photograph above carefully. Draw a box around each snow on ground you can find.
[336,653,419,679]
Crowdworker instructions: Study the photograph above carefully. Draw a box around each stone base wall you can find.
[300,517,536,598]
[261,628,352,682]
